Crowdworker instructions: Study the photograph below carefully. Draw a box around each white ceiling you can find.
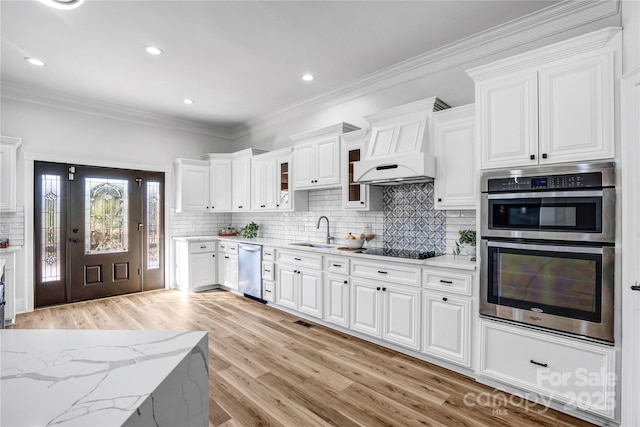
[1,0,560,132]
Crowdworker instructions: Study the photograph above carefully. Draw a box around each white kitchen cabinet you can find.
[468,27,620,170]
[350,277,420,350]
[291,122,359,190]
[222,242,238,291]
[324,274,350,328]
[276,265,298,310]
[276,264,322,318]
[421,291,471,367]
[207,156,232,212]
[480,319,616,419]
[232,155,252,212]
[251,148,307,212]
[174,159,210,213]
[263,280,275,303]
[341,129,382,211]
[0,137,21,212]
[174,239,217,292]
[432,105,477,210]
[1,251,16,326]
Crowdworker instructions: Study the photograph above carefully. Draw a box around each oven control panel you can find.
[487,172,602,192]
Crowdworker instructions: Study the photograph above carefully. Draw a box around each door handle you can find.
[631,281,640,291]
[138,223,144,231]
[69,238,83,243]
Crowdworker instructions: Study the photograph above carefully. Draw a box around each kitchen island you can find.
[0,329,208,426]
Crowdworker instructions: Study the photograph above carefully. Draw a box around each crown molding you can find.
[231,0,620,139]
[1,81,233,141]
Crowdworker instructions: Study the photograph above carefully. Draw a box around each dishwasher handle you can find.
[239,244,262,252]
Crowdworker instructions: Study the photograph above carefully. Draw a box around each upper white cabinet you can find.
[251,148,308,212]
[231,153,252,212]
[0,136,21,212]
[291,122,359,190]
[341,129,382,211]
[432,105,477,210]
[467,27,620,169]
[174,158,210,213]
[203,155,232,212]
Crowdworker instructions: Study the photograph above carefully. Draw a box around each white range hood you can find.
[354,97,449,185]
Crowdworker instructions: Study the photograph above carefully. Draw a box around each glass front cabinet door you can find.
[341,130,382,211]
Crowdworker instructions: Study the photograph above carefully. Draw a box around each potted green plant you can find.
[454,229,476,260]
[239,222,259,239]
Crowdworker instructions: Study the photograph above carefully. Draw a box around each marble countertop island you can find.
[0,329,208,426]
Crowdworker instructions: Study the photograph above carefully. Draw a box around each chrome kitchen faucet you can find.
[316,216,333,244]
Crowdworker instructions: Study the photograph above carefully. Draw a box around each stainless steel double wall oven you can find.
[480,162,615,343]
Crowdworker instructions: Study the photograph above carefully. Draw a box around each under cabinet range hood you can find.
[354,97,449,185]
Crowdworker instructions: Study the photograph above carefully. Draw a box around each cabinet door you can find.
[224,254,238,291]
[218,253,228,285]
[298,270,322,318]
[324,275,350,328]
[210,159,232,211]
[478,71,538,169]
[276,265,298,309]
[422,292,471,367]
[276,158,291,210]
[315,135,340,187]
[382,285,420,350]
[293,141,316,189]
[538,52,614,164]
[189,252,216,289]
[342,141,367,209]
[232,157,251,211]
[350,279,381,337]
[251,159,266,210]
[180,164,210,212]
[433,107,477,210]
[263,159,278,209]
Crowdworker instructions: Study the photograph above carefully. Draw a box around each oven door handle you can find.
[487,190,604,200]
[486,240,605,254]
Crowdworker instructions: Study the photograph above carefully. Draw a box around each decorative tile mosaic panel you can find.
[383,183,446,255]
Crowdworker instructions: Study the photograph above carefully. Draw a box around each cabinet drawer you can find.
[263,247,275,261]
[480,320,616,419]
[351,260,421,287]
[190,241,216,254]
[226,242,239,255]
[262,261,275,281]
[218,241,228,253]
[263,280,275,303]
[423,269,473,296]
[277,250,322,270]
[324,256,349,275]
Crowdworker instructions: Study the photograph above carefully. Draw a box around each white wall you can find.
[0,96,232,314]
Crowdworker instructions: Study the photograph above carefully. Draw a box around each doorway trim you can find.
[23,152,172,313]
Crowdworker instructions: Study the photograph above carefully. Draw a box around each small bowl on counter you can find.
[341,238,365,249]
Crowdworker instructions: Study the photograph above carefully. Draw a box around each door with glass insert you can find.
[35,162,164,307]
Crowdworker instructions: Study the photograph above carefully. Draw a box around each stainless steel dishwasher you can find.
[238,243,264,303]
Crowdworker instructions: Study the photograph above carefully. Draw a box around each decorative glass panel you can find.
[85,178,128,254]
[41,174,61,282]
[348,149,361,202]
[279,162,289,205]
[146,181,160,269]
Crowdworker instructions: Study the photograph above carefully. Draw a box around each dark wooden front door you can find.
[35,162,164,307]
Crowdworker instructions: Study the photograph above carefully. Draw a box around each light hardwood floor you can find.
[11,290,595,427]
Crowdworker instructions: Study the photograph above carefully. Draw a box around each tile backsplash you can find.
[170,183,476,255]
[0,206,25,247]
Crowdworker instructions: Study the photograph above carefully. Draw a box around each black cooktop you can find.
[361,248,443,260]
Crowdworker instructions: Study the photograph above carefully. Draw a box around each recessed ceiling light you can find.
[302,74,315,82]
[37,0,85,10]
[144,46,164,56]
[182,98,195,105]
[25,57,46,67]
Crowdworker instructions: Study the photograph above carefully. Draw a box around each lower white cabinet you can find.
[324,274,350,328]
[351,278,420,350]
[174,239,217,292]
[217,241,238,291]
[479,319,616,419]
[275,263,322,318]
[421,291,471,367]
[263,280,275,303]
[1,251,16,325]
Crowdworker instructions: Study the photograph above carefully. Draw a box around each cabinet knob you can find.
[225,256,229,259]
[206,206,209,209]
[212,254,215,258]
[437,198,442,202]
[376,287,381,291]
[238,206,243,209]
[382,287,386,291]
[442,297,448,302]
[360,201,364,205]
[261,205,266,208]
[310,180,314,183]
[530,359,548,368]
[276,204,280,207]
[530,154,535,160]
[343,280,348,284]
[542,153,548,159]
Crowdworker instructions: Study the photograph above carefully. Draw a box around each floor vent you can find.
[294,320,314,328]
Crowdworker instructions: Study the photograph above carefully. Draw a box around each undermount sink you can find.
[288,242,333,249]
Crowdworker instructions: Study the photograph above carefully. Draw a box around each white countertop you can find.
[173,235,476,270]
[0,246,22,254]
[0,329,208,427]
